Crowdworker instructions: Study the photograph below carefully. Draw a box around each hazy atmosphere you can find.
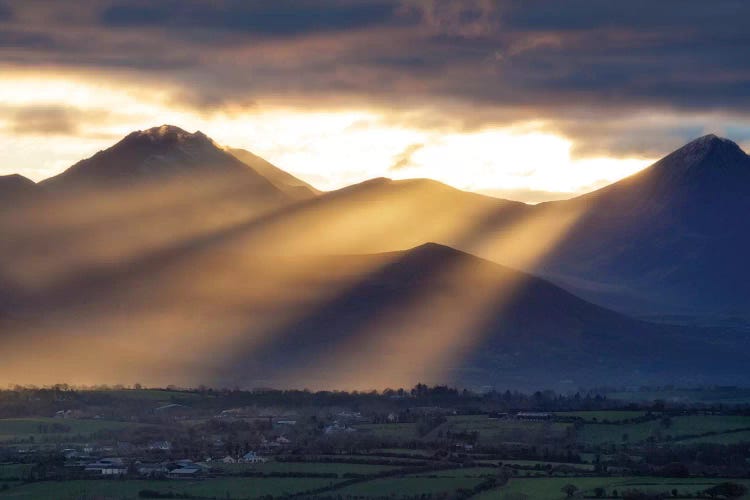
[3,4,750,499]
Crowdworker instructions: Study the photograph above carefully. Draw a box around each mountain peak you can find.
[0,173,35,186]
[40,125,283,192]
[0,174,37,204]
[401,242,474,264]
[123,125,211,146]
[649,134,749,184]
[675,133,744,158]
[409,241,461,255]
[587,134,750,201]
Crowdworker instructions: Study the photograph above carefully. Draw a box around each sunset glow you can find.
[0,72,653,202]
[2,4,750,495]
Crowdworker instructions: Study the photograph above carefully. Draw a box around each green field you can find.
[219,460,402,476]
[499,460,595,471]
[0,418,143,443]
[0,464,504,499]
[607,388,750,405]
[334,466,502,497]
[677,429,750,444]
[372,448,436,457]
[355,422,419,440]
[429,415,571,445]
[474,476,750,500]
[405,466,501,478]
[0,465,32,481]
[0,477,340,499]
[577,415,750,445]
[335,475,484,497]
[555,410,648,422]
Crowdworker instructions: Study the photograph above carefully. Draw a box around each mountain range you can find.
[1,125,748,390]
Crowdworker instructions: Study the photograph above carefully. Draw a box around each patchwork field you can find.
[555,410,648,422]
[0,418,143,443]
[678,429,750,444]
[219,460,403,475]
[475,476,750,500]
[0,464,31,481]
[0,477,341,499]
[428,415,572,445]
[334,475,485,497]
[20,475,734,500]
[577,415,750,445]
[605,388,750,405]
[498,459,595,471]
[355,423,419,440]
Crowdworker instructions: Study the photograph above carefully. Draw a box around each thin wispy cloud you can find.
[389,143,424,171]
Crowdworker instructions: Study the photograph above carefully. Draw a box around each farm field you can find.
[0,464,31,481]
[0,418,144,443]
[606,388,750,405]
[404,466,501,478]
[371,448,436,457]
[0,477,341,499]
[555,410,648,422]
[0,465,502,499]
[334,475,485,497]
[678,429,750,444]
[294,453,431,464]
[1,387,750,500]
[498,459,595,471]
[354,423,419,440]
[358,414,750,448]
[576,415,750,445]
[219,460,403,475]
[427,415,572,445]
[474,476,750,500]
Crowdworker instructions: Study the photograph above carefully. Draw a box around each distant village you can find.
[44,405,554,481]
[1,385,749,499]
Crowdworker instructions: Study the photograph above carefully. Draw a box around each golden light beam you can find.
[0,174,585,389]
[273,199,587,390]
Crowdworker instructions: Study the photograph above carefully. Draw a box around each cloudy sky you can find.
[1,0,750,202]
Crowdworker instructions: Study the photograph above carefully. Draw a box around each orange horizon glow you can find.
[0,71,654,204]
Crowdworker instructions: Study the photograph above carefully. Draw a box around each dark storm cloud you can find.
[100,0,407,36]
[2,0,750,157]
[4,105,116,136]
[0,30,59,50]
[503,0,748,32]
[0,2,12,22]
[9,106,79,135]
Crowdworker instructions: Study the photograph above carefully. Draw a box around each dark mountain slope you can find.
[536,135,750,315]
[0,174,37,203]
[222,243,746,389]
[2,231,744,390]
